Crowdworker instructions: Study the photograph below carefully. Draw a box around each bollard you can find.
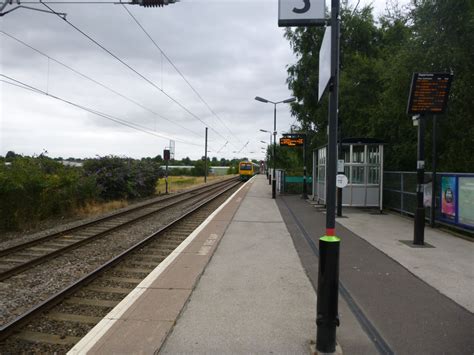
[316,235,340,353]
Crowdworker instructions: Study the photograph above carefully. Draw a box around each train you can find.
[239,161,260,181]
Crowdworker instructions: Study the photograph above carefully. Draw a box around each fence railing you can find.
[384,171,474,233]
[275,170,312,194]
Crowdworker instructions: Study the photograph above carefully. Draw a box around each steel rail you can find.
[0,179,241,341]
[0,177,239,281]
[0,176,238,258]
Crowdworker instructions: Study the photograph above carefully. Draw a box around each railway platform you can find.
[69,174,473,354]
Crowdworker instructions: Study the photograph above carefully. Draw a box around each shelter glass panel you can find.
[368,166,380,184]
[368,146,380,164]
[318,166,325,182]
[351,166,365,184]
[344,166,350,178]
[342,145,350,163]
[352,145,365,163]
[318,149,326,165]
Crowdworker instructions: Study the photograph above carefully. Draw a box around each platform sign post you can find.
[407,72,453,245]
[315,1,341,352]
[278,0,339,351]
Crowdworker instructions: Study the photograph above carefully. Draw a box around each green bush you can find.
[0,155,162,231]
[190,160,210,177]
[83,156,162,200]
[0,156,98,231]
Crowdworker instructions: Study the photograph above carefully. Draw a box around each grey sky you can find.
[0,0,408,161]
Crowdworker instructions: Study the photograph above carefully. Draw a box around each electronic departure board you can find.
[280,137,304,147]
[407,73,453,115]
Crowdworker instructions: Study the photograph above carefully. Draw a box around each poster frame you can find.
[437,174,474,231]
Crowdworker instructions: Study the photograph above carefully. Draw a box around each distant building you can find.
[61,161,83,168]
[168,166,194,171]
[210,166,230,176]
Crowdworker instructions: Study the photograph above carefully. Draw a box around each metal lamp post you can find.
[260,140,269,180]
[256,96,296,199]
[260,129,273,184]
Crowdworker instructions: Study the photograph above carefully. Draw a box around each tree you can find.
[5,151,17,161]
[284,0,473,172]
[191,159,210,177]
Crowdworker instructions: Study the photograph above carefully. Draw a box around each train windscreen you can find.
[240,163,252,170]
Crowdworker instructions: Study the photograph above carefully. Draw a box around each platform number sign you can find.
[278,0,326,27]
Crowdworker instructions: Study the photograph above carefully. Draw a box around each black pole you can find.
[337,121,342,217]
[269,133,272,185]
[414,115,425,245]
[316,0,340,352]
[302,134,308,199]
[430,115,437,228]
[272,104,277,199]
[204,127,208,183]
[165,159,169,194]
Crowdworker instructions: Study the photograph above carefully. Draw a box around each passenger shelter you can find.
[313,138,384,209]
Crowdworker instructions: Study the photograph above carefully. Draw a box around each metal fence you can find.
[383,171,474,233]
[275,170,312,194]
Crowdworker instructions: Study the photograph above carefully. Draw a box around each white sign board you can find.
[278,0,326,27]
[318,26,331,102]
[337,159,344,173]
[336,174,348,188]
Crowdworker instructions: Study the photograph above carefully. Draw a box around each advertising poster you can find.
[441,176,456,220]
[458,177,474,228]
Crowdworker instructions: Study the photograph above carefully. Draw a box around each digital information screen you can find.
[407,73,453,115]
[280,137,304,147]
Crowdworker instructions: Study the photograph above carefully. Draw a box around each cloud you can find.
[1,0,298,160]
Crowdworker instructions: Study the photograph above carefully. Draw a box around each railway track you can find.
[0,178,241,353]
[0,177,238,281]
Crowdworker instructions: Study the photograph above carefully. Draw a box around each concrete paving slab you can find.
[182,221,228,254]
[120,288,192,321]
[149,252,210,290]
[88,319,174,354]
[160,176,316,354]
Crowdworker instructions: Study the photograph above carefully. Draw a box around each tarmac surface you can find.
[70,175,473,354]
[278,194,474,354]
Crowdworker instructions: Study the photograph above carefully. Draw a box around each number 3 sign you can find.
[278,0,326,27]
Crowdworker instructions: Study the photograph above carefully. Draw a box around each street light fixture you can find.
[255,96,296,199]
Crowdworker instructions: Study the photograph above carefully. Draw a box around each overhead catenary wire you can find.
[122,4,242,147]
[216,141,228,153]
[41,1,230,144]
[0,30,202,138]
[1,74,203,147]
